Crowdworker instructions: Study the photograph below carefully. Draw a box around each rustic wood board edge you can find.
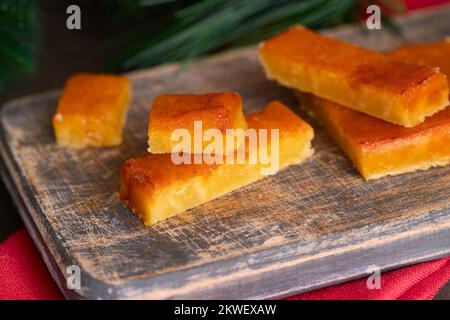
[1,110,450,299]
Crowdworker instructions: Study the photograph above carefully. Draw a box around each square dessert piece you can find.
[53,73,131,148]
[121,101,314,225]
[148,92,248,154]
[259,26,449,127]
[297,38,450,180]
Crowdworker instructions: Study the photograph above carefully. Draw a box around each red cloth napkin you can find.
[1,227,449,300]
[288,257,450,300]
[0,228,63,300]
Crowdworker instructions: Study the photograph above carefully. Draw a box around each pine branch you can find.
[104,0,362,70]
[104,0,404,71]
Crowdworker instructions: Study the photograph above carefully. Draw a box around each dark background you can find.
[0,0,105,239]
[0,0,448,300]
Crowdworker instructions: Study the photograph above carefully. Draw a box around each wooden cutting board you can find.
[1,6,450,300]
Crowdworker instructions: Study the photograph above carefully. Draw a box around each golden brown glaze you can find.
[390,39,450,77]
[298,39,450,180]
[52,73,131,148]
[259,26,449,127]
[120,154,217,207]
[350,59,440,95]
[304,93,450,149]
[121,101,314,225]
[260,25,376,74]
[148,92,248,154]
[246,100,312,137]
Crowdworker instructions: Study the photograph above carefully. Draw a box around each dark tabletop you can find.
[0,0,448,300]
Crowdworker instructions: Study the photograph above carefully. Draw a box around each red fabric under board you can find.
[0,228,63,300]
[0,227,449,300]
[287,258,450,300]
[405,0,450,10]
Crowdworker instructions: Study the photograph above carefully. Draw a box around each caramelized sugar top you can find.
[150,92,242,132]
[306,94,450,148]
[389,39,450,80]
[260,26,444,95]
[56,73,129,117]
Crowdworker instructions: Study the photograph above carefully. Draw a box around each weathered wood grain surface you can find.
[1,6,450,300]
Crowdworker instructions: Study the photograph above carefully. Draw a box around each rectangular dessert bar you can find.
[259,26,449,127]
[148,92,248,155]
[53,73,131,148]
[121,101,314,225]
[298,40,450,180]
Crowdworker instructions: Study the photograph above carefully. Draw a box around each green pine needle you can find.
[0,0,40,91]
[105,0,363,70]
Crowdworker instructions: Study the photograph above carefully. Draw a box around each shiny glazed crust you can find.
[259,26,449,127]
[148,92,248,154]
